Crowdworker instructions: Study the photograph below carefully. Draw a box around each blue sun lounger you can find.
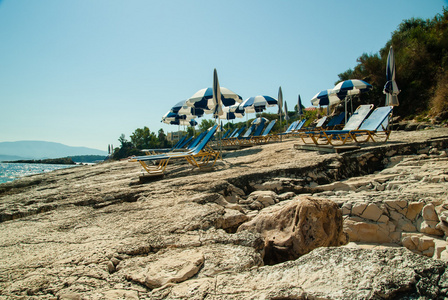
[251,119,277,144]
[298,104,374,145]
[238,119,268,146]
[277,120,299,138]
[325,112,345,129]
[348,106,393,143]
[129,125,219,178]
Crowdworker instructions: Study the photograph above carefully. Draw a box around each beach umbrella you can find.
[332,79,372,98]
[277,86,283,116]
[177,105,205,118]
[212,68,223,119]
[252,116,268,125]
[383,46,400,106]
[186,87,242,111]
[311,89,342,106]
[221,106,244,120]
[240,95,278,113]
[170,100,187,114]
[332,79,372,122]
[284,101,290,121]
[297,94,303,117]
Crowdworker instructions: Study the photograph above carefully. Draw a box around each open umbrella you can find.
[170,100,187,113]
[383,46,400,106]
[332,79,372,122]
[332,79,372,98]
[186,87,242,112]
[221,106,244,120]
[240,95,277,113]
[311,89,341,106]
[252,116,268,125]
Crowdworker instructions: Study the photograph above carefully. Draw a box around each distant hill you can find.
[0,141,107,161]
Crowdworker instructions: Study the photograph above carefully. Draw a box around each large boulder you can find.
[237,196,348,264]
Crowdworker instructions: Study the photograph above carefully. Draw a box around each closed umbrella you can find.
[284,101,290,121]
[383,46,400,106]
[212,68,223,119]
[278,86,283,119]
[297,94,303,118]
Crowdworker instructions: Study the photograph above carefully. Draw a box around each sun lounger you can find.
[142,135,189,154]
[293,117,327,134]
[298,104,374,145]
[291,119,307,133]
[221,129,232,139]
[325,112,345,129]
[129,125,219,177]
[238,119,268,146]
[251,119,277,144]
[278,120,298,137]
[348,106,393,143]
[221,126,246,146]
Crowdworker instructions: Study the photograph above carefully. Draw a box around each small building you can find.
[167,131,186,143]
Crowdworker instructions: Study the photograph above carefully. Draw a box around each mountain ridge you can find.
[0,141,107,160]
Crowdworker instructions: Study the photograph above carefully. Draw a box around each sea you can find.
[0,163,76,184]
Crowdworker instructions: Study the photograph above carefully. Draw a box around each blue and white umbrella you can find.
[221,105,244,120]
[383,46,400,106]
[170,100,187,114]
[186,86,243,112]
[177,105,205,118]
[240,95,278,113]
[332,79,372,98]
[311,89,341,106]
[332,79,372,122]
[252,116,268,125]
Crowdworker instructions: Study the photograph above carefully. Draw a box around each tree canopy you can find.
[338,8,448,120]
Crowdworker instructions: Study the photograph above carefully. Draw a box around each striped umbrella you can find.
[311,89,341,106]
[221,106,244,120]
[177,105,204,118]
[332,79,372,98]
[240,95,278,113]
[332,79,372,122]
[383,46,400,106]
[186,86,243,112]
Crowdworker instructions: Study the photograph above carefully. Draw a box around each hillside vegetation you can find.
[338,8,448,122]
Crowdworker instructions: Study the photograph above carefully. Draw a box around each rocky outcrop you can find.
[1,128,448,299]
[150,247,448,299]
[238,196,348,264]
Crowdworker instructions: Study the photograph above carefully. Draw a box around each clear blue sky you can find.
[0,0,446,151]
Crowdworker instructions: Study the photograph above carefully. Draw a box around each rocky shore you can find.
[1,127,448,299]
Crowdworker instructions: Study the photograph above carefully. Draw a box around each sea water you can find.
[0,163,75,184]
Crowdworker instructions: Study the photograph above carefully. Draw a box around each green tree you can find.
[198,119,216,132]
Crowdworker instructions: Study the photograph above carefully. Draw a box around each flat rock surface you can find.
[1,128,448,299]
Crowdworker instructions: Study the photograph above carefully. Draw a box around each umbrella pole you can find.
[344,97,348,124]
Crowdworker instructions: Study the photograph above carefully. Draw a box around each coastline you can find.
[1,127,448,298]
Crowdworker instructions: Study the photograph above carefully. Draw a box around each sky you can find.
[0,0,446,151]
